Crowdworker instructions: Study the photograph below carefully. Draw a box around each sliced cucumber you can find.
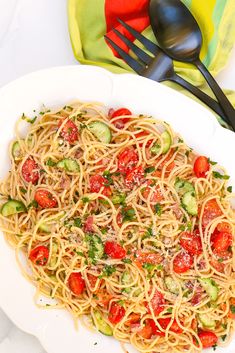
[12,141,23,160]
[93,310,113,336]
[1,199,26,217]
[86,234,104,260]
[175,178,195,196]
[88,121,112,144]
[182,191,198,216]
[121,271,132,294]
[199,278,218,301]
[57,158,80,173]
[198,313,216,328]
[151,131,172,155]
[165,276,179,295]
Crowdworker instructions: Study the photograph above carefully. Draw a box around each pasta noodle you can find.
[0,101,235,353]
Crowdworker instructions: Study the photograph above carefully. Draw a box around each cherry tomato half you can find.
[22,157,39,184]
[198,330,218,348]
[180,230,202,255]
[68,272,85,296]
[89,175,112,197]
[193,156,210,178]
[34,189,58,208]
[108,302,126,324]
[158,318,183,334]
[142,180,163,203]
[173,251,193,273]
[58,118,78,144]
[147,289,165,316]
[125,166,145,189]
[135,131,153,147]
[212,232,232,252]
[29,245,49,266]
[118,147,138,174]
[110,108,132,129]
[104,241,126,259]
[202,199,223,228]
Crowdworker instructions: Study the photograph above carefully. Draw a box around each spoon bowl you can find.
[149,0,235,129]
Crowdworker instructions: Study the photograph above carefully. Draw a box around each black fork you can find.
[105,19,226,122]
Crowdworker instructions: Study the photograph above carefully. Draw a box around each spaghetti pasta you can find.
[0,101,235,352]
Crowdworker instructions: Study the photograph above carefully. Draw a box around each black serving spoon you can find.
[149,0,235,130]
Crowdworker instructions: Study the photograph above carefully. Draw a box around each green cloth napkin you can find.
[68,0,235,127]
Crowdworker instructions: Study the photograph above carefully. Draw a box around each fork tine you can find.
[117,18,159,56]
[112,28,152,65]
[104,35,144,74]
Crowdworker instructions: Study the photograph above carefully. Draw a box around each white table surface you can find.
[0,0,235,353]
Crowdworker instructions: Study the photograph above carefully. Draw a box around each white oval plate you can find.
[0,65,234,353]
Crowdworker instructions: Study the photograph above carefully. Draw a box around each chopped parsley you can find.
[156,264,163,270]
[75,251,85,257]
[73,218,82,228]
[79,123,87,131]
[112,193,126,205]
[21,113,37,124]
[86,234,104,262]
[227,186,232,193]
[144,166,155,174]
[221,335,227,341]
[230,304,235,314]
[82,197,90,203]
[166,307,173,313]
[121,207,136,222]
[178,138,184,143]
[46,158,57,167]
[103,170,114,186]
[122,258,132,264]
[143,227,154,239]
[27,200,38,209]
[142,263,155,272]
[101,227,107,234]
[19,187,27,194]
[213,171,230,180]
[99,265,116,278]
[154,203,162,216]
[208,158,217,165]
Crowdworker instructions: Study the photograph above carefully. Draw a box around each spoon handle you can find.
[196,60,235,129]
[168,74,227,122]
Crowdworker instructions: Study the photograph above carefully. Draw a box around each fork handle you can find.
[196,60,235,129]
[168,73,228,125]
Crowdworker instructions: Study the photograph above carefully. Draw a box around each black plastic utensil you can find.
[105,19,225,120]
[149,0,235,129]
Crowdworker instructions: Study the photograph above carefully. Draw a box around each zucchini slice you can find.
[182,191,198,216]
[199,278,218,301]
[93,310,113,336]
[1,199,26,217]
[165,276,179,294]
[88,121,112,143]
[151,131,172,155]
[198,313,216,328]
[175,178,195,196]
[57,158,80,172]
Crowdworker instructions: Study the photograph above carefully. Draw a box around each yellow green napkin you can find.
[68,0,235,127]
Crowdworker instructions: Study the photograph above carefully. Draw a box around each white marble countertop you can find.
[0,0,235,352]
